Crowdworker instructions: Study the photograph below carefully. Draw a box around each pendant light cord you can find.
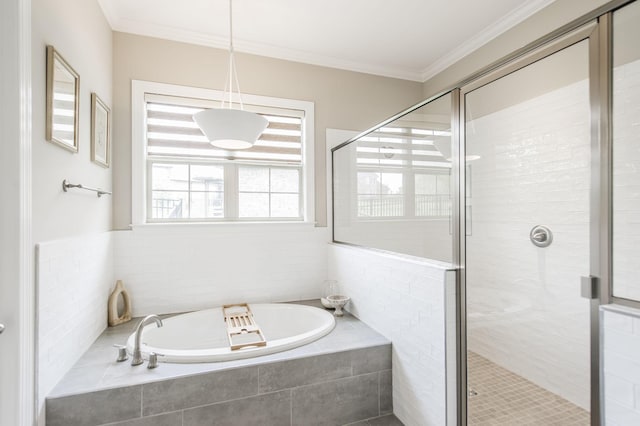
[222,0,244,110]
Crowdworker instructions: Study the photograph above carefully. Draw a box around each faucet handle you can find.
[113,344,128,362]
[147,352,163,369]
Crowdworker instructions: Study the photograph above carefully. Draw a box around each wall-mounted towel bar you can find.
[62,179,112,197]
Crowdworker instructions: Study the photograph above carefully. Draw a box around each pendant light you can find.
[193,0,268,150]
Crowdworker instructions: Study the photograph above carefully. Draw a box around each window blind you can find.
[145,94,303,164]
[355,125,451,168]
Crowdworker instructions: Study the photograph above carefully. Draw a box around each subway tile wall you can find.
[328,243,453,426]
[612,58,640,301]
[113,225,329,316]
[465,71,592,409]
[36,232,114,420]
[602,305,640,426]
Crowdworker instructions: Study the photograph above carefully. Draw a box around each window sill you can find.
[129,221,319,231]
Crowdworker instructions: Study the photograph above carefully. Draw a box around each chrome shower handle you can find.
[531,231,547,243]
[530,225,553,247]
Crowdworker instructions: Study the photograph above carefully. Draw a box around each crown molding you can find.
[100,0,554,83]
[419,0,555,82]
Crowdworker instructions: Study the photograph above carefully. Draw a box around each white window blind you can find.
[144,94,303,164]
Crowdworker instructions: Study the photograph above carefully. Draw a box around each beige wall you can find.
[422,0,611,98]
[32,0,113,243]
[112,32,423,229]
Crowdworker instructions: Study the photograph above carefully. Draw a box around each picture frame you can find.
[91,92,111,167]
[46,45,80,152]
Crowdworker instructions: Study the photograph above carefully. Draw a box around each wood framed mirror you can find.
[46,45,79,152]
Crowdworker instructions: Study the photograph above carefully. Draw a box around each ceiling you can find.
[98,0,555,82]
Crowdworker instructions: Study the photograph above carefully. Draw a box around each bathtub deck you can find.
[46,300,396,426]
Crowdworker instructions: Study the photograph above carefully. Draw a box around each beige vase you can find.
[108,280,132,326]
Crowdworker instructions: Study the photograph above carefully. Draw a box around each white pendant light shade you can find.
[193,0,267,150]
[194,108,269,150]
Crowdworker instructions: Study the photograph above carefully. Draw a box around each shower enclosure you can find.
[332,1,640,424]
[461,32,593,426]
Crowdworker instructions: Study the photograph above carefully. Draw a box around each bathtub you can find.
[125,303,335,363]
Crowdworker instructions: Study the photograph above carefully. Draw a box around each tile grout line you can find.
[289,388,293,426]
[378,371,381,416]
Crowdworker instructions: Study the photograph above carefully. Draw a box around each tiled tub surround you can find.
[328,244,456,426]
[46,302,398,426]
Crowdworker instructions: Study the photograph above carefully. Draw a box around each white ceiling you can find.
[98,0,555,82]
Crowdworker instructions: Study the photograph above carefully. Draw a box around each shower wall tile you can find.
[328,243,452,426]
[464,76,592,410]
[36,232,114,417]
[113,225,329,316]
[602,305,640,425]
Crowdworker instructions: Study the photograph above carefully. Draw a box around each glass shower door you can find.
[463,39,592,425]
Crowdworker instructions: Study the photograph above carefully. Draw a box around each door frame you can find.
[454,21,604,426]
[0,0,34,424]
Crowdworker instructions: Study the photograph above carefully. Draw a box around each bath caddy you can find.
[223,304,267,350]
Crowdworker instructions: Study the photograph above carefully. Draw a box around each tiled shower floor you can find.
[467,351,590,425]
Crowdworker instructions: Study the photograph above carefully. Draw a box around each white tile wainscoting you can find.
[602,305,640,426]
[36,232,115,419]
[328,243,456,426]
[113,224,330,316]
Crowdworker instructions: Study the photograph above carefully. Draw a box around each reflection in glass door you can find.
[463,39,592,425]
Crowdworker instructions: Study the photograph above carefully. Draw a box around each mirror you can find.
[46,45,79,152]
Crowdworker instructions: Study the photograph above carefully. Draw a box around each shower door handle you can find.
[0,323,5,334]
[581,276,598,299]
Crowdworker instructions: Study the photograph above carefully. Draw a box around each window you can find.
[357,170,404,217]
[415,171,450,217]
[132,81,314,224]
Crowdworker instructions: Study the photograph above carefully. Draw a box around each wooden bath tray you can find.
[223,304,267,350]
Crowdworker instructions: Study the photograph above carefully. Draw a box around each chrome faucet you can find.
[131,314,163,366]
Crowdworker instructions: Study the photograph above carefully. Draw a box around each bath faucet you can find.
[131,314,163,366]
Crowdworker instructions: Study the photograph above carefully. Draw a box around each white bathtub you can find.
[125,303,335,363]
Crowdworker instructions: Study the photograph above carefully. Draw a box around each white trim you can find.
[131,80,315,225]
[19,0,34,421]
[419,0,555,81]
[0,0,33,424]
[326,129,359,235]
[102,1,552,83]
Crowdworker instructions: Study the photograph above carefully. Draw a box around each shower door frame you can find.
[453,17,613,426]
